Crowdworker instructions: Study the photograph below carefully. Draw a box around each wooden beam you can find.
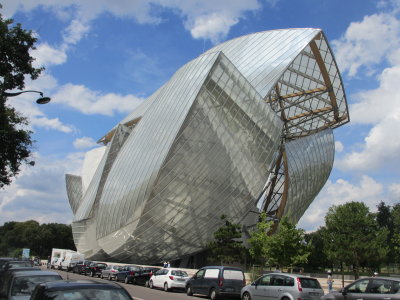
[309,40,339,120]
[286,106,332,121]
[266,86,328,103]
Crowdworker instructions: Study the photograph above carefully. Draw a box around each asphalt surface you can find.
[44,267,211,300]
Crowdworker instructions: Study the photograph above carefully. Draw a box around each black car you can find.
[0,270,62,299]
[127,267,162,286]
[186,266,245,300]
[72,260,92,274]
[115,265,142,283]
[30,279,134,300]
[85,262,108,277]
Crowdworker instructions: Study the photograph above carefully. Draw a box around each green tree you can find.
[0,6,43,187]
[207,215,246,265]
[248,215,310,270]
[0,220,75,258]
[265,217,310,269]
[247,212,273,266]
[323,202,388,279]
[304,227,332,271]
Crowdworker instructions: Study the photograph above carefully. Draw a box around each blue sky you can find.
[0,0,399,231]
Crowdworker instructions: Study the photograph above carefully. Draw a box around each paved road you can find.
[46,267,210,300]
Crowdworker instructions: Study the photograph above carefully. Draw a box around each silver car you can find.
[241,273,324,300]
[321,276,400,300]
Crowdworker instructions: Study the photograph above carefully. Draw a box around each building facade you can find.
[66,28,349,265]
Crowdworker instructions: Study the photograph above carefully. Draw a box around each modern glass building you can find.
[66,28,349,265]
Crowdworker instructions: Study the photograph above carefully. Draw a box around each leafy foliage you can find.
[0,7,43,187]
[207,215,246,265]
[248,213,310,269]
[0,220,75,258]
[322,202,388,278]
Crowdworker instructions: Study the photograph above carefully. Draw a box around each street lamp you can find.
[2,90,51,104]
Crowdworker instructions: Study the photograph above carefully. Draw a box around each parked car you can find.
[0,267,41,295]
[115,265,142,283]
[30,279,134,300]
[101,265,124,280]
[321,276,400,300]
[186,266,245,299]
[241,273,324,300]
[71,260,92,274]
[127,267,161,286]
[149,268,189,292]
[0,270,62,300]
[85,262,108,277]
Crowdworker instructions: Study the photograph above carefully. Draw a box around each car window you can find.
[284,276,294,286]
[258,275,272,286]
[347,279,369,293]
[272,275,285,286]
[195,269,205,278]
[223,270,244,280]
[367,279,392,294]
[171,270,188,277]
[393,281,400,293]
[299,278,321,289]
[204,269,219,278]
[11,275,61,296]
[45,288,132,300]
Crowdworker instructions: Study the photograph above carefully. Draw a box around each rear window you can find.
[12,275,62,296]
[171,270,188,277]
[299,278,321,289]
[223,270,244,280]
[45,288,131,300]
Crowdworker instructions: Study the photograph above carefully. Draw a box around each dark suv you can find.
[186,266,245,299]
[72,260,92,274]
[85,262,108,277]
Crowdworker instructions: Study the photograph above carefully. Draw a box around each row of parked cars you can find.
[0,257,133,300]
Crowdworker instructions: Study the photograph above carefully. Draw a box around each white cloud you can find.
[62,19,90,47]
[389,183,400,199]
[298,176,384,231]
[73,137,97,149]
[0,152,83,225]
[53,83,145,116]
[332,12,400,77]
[3,0,263,45]
[335,141,344,153]
[32,43,68,68]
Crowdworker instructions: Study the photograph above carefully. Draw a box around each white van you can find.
[61,252,85,271]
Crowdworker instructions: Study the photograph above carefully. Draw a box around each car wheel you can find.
[210,288,218,300]
[242,292,252,300]
[125,276,129,284]
[132,278,137,285]
[91,271,95,277]
[186,285,193,296]
[164,282,169,292]
[108,274,112,281]
[149,280,154,289]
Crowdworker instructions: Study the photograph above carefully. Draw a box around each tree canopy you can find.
[248,214,310,269]
[0,7,43,187]
[322,201,388,278]
[0,220,75,258]
[207,215,246,265]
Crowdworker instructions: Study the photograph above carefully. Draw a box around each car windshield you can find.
[46,288,131,300]
[299,278,321,289]
[8,261,32,268]
[171,270,188,277]
[11,275,62,296]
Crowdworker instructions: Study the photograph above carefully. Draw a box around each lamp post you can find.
[2,90,51,104]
